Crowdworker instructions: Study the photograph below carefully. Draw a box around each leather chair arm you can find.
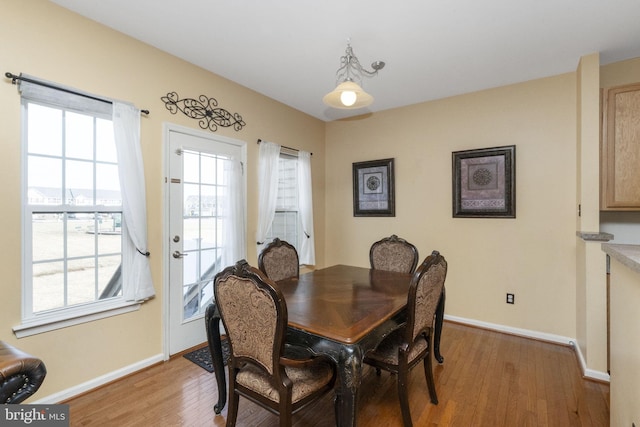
[0,341,47,404]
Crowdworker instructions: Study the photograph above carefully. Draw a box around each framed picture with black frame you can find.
[353,158,395,217]
[452,145,515,218]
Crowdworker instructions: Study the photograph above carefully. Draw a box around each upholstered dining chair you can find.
[364,250,448,427]
[214,260,336,427]
[258,238,300,282]
[369,234,419,274]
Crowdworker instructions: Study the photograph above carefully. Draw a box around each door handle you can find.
[173,251,188,259]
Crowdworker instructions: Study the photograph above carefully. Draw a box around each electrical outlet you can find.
[506,293,515,304]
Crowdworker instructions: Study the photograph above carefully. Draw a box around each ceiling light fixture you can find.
[323,41,385,109]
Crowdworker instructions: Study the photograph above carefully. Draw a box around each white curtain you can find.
[221,156,246,268]
[113,102,155,301]
[256,140,281,257]
[297,151,315,265]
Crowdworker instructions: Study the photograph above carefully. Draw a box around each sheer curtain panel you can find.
[297,151,315,265]
[222,156,246,268]
[256,140,281,257]
[113,102,155,301]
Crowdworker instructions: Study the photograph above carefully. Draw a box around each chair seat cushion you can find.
[236,360,334,403]
[366,328,428,366]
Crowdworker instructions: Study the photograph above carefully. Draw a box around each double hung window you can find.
[25,101,123,316]
[16,76,152,336]
[257,141,315,265]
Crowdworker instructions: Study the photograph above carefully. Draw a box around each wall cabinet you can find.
[601,83,640,210]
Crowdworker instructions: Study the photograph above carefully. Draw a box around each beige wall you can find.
[325,74,579,337]
[0,0,326,399]
[601,56,640,88]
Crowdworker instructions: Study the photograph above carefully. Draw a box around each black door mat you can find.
[183,339,230,373]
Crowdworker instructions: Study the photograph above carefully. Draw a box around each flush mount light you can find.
[323,41,385,109]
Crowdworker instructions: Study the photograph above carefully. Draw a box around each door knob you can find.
[173,251,188,259]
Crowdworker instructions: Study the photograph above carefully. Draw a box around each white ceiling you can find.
[51,0,640,122]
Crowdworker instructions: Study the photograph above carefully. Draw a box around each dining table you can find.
[205,264,445,427]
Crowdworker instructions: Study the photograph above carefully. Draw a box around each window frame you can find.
[15,96,139,338]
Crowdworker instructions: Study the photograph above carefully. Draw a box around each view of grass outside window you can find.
[25,102,123,316]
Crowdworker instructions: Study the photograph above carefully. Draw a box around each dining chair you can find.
[369,234,419,274]
[258,237,300,282]
[214,259,336,427]
[364,250,448,427]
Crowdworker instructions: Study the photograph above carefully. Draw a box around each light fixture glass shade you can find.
[323,80,374,109]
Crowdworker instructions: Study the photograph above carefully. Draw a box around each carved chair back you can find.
[369,234,419,274]
[258,238,300,282]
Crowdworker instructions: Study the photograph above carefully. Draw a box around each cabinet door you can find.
[602,83,640,210]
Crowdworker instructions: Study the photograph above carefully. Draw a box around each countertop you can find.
[602,243,640,274]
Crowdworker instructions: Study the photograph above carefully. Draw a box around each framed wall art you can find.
[353,158,395,217]
[452,145,515,218]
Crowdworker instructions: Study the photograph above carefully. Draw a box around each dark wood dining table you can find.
[205,264,445,427]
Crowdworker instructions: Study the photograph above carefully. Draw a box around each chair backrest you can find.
[258,238,300,282]
[369,234,419,274]
[406,250,447,343]
[214,259,286,375]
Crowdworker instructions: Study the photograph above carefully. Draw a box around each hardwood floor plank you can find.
[65,322,609,426]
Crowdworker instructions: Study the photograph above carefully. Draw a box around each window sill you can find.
[13,301,141,338]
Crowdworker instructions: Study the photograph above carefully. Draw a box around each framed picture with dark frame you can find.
[452,145,515,218]
[353,158,395,217]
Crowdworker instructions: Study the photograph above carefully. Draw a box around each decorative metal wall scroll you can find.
[161,92,246,132]
[452,145,516,218]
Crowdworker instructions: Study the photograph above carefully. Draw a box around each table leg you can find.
[205,303,227,414]
[433,288,445,363]
[333,345,364,427]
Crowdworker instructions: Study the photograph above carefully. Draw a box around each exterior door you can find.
[167,126,244,355]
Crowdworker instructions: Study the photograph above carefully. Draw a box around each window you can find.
[25,102,123,317]
[257,140,315,266]
[267,153,302,248]
[15,77,149,336]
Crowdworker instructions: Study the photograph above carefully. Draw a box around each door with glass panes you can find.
[167,128,244,355]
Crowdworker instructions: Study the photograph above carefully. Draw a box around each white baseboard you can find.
[445,314,610,383]
[31,353,165,404]
[29,315,612,404]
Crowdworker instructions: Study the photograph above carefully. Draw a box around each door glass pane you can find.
[201,153,217,185]
[180,150,230,321]
[200,217,217,250]
[183,151,200,184]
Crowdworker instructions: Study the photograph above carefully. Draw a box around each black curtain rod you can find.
[257,139,312,155]
[5,72,150,115]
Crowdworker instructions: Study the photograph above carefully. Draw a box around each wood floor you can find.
[65,322,610,426]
